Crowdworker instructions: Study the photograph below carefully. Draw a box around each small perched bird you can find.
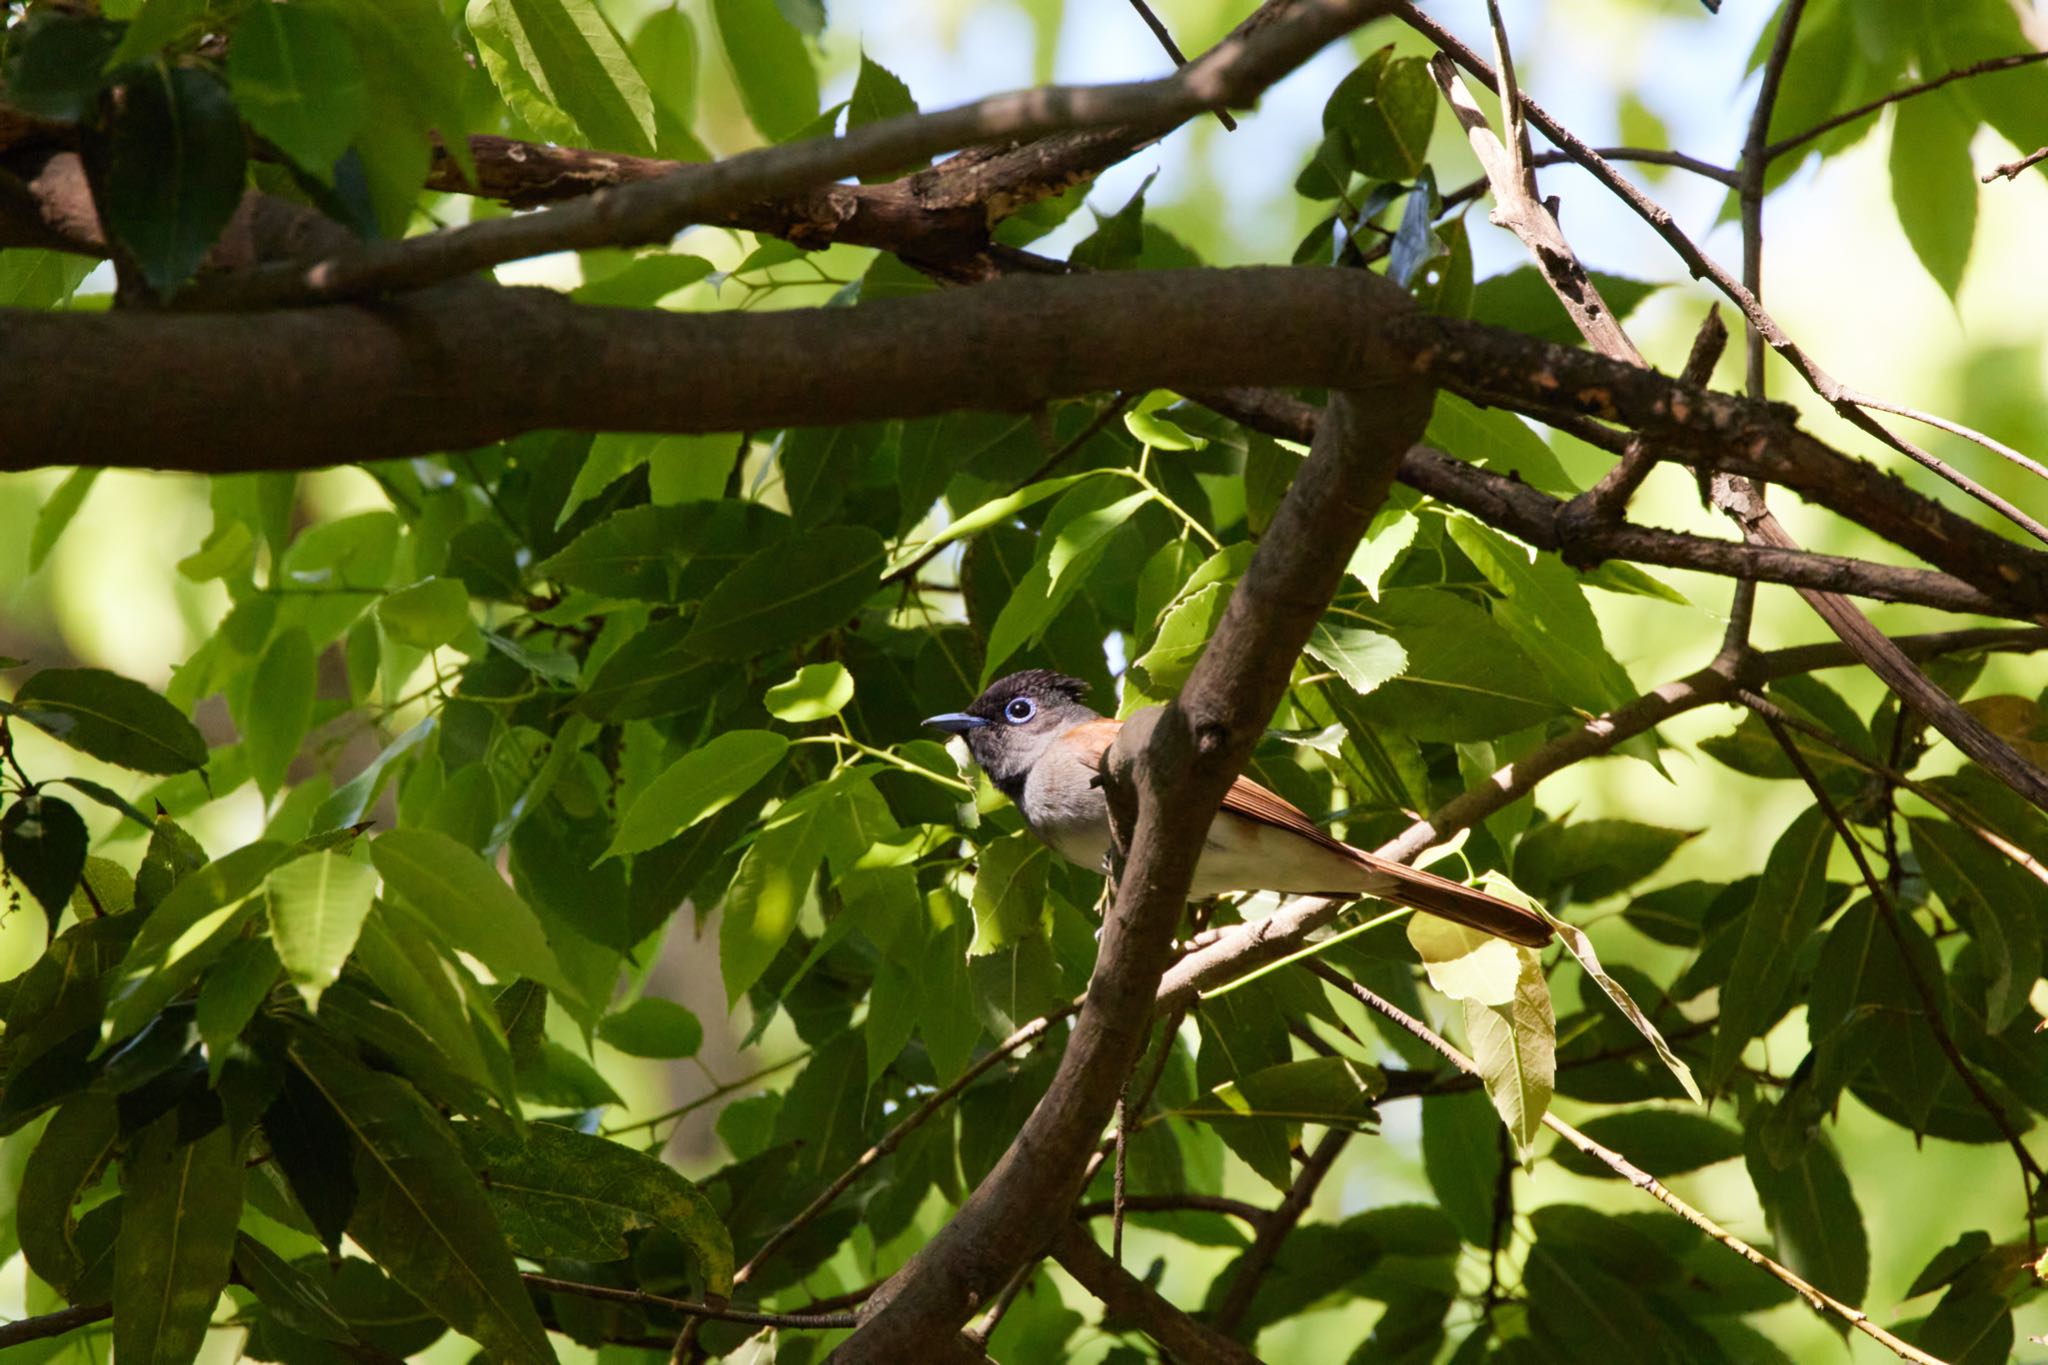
[926,669,1551,946]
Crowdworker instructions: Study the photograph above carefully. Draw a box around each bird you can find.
[924,669,1551,946]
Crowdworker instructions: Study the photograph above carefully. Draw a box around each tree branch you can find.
[1157,625,2048,1009]
[1767,50,2048,163]
[523,1274,858,1330]
[838,371,1435,1355]
[1755,712,2044,1202]
[1050,1223,1264,1364]
[1211,1128,1350,1336]
[178,0,1398,310]
[1400,4,2048,548]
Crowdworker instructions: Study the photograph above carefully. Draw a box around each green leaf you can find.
[1340,589,1560,741]
[1463,946,1553,1160]
[889,471,1107,572]
[1470,267,1664,349]
[539,504,690,600]
[15,666,208,773]
[1906,1230,1993,1298]
[1911,817,2040,1031]
[1919,1287,2013,1365]
[684,525,883,659]
[1,794,88,933]
[718,788,846,1002]
[1709,808,1835,1091]
[27,468,100,572]
[577,619,727,721]
[1215,1054,1383,1127]
[1426,395,1575,495]
[267,850,378,1008]
[1327,47,1436,180]
[0,248,98,309]
[1344,494,1420,594]
[99,63,248,296]
[231,1233,356,1344]
[709,0,818,142]
[107,0,205,66]
[606,730,789,860]
[1445,519,1635,719]
[1514,820,1697,903]
[1551,1109,1741,1179]
[846,51,919,180]
[456,1119,732,1292]
[19,1093,120,1296]
[287,1032,557,1364]
[113,1118,245,1365]
[1130,581,1230,693]
[983,482,1150,680]
[1306,620,1407,699]
[501,0,655,154]
[1523,1234,1673,1360]
[344,918,512,1115]
[195,935,280,1079]
[247,626,316,799]
[1421,1088,1504,1245]
[1408,916,1523,1007]
[1889,90,1977,300]
[371,829,585,1009]
[228,1,367,174]
[377,577,470,651]
[103,840,290,1047]
[1745,1101,1869,1307]
[1,11,122,120]
[597,997,703,1058]
[629,6,702,155]
[1528,888,1701,1105]
[765,662,855,722]
[968,831,1053,954]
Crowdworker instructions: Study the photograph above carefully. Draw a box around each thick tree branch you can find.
[5,267,2041,620]
[1051,1223,1263,1364]
[838,370,1434,1355]
[177,0,1397,310]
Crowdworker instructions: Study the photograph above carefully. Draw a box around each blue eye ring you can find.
[1004,697,1036,723]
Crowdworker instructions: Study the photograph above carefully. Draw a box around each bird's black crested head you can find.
[923,670,1098,794]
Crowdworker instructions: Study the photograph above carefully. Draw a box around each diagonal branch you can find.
[838,367,1435,1356]
[1400,4,2048,548]
[1754,712,2044,1207]
[1156,625,2048,1010]
[181,0,1399,311]
[1051,1223,1263,1364]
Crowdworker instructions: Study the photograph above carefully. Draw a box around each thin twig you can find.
[1399,4,2048,549]
[1740,0,1808,397]
[1211,1127,1351,1335]
[523,1274,857,1330]
[1767,50,2048,162]
[1839,386,2048,485]
[1051,1222,1264,1364]
[730,1004,1076,1288]
[0,1301,112,1349]
[1158,625,2048,1008]
[1755,714,2044,1223]
[187,0,1399,310]
[1733,690,2048,894]
[1306,963,1947,1365]
[1983,145,2048,182]
[1123,0,1238,129]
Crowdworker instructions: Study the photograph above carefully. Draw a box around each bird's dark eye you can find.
[1004,697,1036,723]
